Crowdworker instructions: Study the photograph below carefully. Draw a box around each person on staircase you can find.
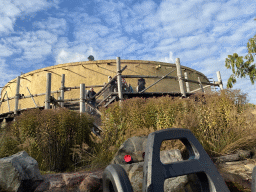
[137,78,146,92]
[87,87,96,108]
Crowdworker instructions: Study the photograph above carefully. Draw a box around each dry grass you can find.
[1,89,256,176]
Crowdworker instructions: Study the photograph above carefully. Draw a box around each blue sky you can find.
[1,0,256,103]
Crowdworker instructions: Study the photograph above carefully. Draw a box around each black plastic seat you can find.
[142,128,230,192]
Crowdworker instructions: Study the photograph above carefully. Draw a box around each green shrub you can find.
[0,108,95,173]
[92,89,256,166]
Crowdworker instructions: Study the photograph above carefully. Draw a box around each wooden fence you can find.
[0,57,223,117]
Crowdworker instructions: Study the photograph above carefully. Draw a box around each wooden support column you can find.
[175,58,186,97]
[116,57,123,102]
[45,73,51,109]
[212,80,216,92]
[60,74,65,107]
[14,76,20,115]
[184,72,190,93]
[217,71,223,90]
[6,92,10,112]
[80,84,85,113]
[198,77,204,93]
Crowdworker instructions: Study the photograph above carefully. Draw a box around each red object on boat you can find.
[124,155,132,163]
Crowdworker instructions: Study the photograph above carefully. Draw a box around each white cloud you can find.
[133,0,157,16]
[0,59,18,88]
[0,16,14,32]
[0,0,59,34]
[157,0,204,24]
[216,0,256,21]
[74,24,110,42]
[159,51,175,63]
[33,17,67,35]
[202,2,221,20]
[181,45,219,62]
[56,47,97,64]
[0,44,13,57]
[217,20,256,47]
[95,1,124,26]
[13,31,57,60]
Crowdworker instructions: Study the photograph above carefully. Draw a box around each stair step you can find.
[104,96,117,108]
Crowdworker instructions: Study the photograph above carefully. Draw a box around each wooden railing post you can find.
[116,57,123,102]
[45,73,51,109]
[80,84,85,113]
[198,77,204,93]
[212,80,216,92]
[217,71,223,90]
[175,58,186,97]
[6,92,10,112]
[184,72,190,93]
[60,74,65,107]
[14,76,20,115]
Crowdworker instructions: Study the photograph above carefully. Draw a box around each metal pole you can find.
[14,76,20,115]
[116,57,123,102]
[80,84,85,113]
[45,73,51,109]
[217,71,223,90]
[61,74,65,107]
[6,92,10,112]
[175,58,186,97]
[27,87,37,107]
[184,72,190,93]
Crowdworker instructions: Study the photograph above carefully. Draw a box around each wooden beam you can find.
[45,73,51,109]
[176,58,186,97]
[14,76,20,115]
[116,57,123,102]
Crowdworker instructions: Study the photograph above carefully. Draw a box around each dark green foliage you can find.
[225,33,256,88]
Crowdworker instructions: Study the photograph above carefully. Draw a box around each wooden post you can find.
[6,92,10,112]
[175,58,186,97]
[116,57,123,102]
[217,71,223,90]
[14,76,20,115]
[27,87,37,107]
[212,80,216,92]
[198,77,204,93]
[45,73,51,109]
[184,72,190,93]
[60,74,65,107]
[80,84,85,113]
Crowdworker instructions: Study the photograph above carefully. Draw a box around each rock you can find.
[0,150,44,192]
[110,135,148,164]
[79,175,102,192]
[35,170,105,192]
[63,173,87,188]
[215,159,256,190]
[211,150,252,164]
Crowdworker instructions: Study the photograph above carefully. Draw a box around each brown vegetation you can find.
[0,89,256,178]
